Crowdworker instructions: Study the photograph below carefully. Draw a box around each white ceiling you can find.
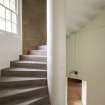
[66,0,105,33]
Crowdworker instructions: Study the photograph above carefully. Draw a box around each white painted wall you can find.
[0,0,22,75]
[47,0,67,105]
[66,0,105,33]
[67,8,105,105]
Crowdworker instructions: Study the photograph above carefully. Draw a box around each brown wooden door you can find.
[68,78,82,105]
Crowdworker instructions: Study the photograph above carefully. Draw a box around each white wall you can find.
[47,0,67,105]
[0,0,22,75]
[67,8,105,105]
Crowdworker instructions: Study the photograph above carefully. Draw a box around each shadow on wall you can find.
[22,0,47,54]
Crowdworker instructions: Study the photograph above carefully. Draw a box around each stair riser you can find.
[20,56,47,62]
[2,71,47,78]
[30,51,47,56]
[0,79,47,89]
[30,97,50,105]
[39,46,47,50]
[11,63,47,70]
[0,88,48,105]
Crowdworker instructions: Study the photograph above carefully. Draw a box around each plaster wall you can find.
[67,9,105,105]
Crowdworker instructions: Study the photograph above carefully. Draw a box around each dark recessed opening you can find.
[68,78,82,105]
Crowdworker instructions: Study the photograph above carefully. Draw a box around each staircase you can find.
[0,45,50,105]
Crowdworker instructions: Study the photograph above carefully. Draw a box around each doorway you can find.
[68,78,82,105]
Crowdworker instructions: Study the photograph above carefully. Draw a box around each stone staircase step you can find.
[0,77,47,89]
[20,55,47,62]
[0,87,48,105]
[2,68,47,77]
[11,61,47,69]
[39,45,47,50]
[30,50,47,55]
[0,44,50,105]
[15,96,50,105]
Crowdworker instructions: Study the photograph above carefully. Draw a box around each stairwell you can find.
[0,45,50,105]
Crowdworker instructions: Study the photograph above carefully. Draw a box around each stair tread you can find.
[39,45,47,49]
[22,55,47,57]
[0,77,47,82]
[30,50,47,53]
[30,50,47,55]
[20,55,47,62]
[31,49,47,51]
[6,68,47,72]
[12,61,47,70]
[16,61,47,64]
[0,86,47,98]
[15,96,48,105]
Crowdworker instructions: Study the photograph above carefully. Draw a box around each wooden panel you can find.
[68,78,82,105]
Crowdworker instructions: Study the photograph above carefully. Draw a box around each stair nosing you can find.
[21,55,47,57]
[4,68,47,72]
[0,77,47,82]
[16,61,47,64]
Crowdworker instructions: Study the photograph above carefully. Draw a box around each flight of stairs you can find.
[0,45,50,105]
